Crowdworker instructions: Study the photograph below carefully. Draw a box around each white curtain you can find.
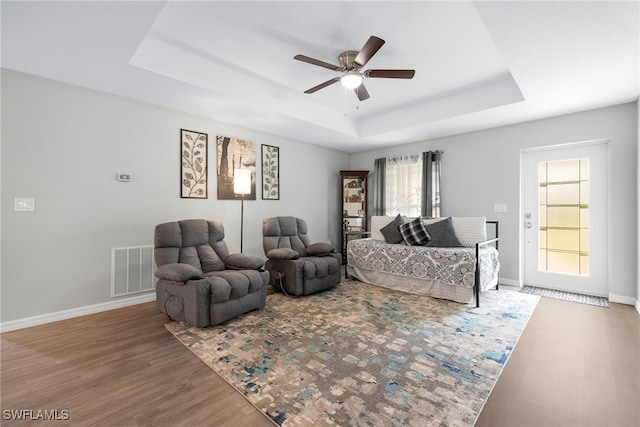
[384,154,422,217]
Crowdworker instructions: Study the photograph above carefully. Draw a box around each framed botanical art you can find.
[180,129,208,198]
[216,135,256,200]
[261,144,280,200]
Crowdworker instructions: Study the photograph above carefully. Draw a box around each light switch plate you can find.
[14,197,35,212]
[494,203,508,213]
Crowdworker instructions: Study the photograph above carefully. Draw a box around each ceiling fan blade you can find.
[366,69,415,79]
[354,84,370,101]
[304,77,340,94]
[354,36,385,66]
[294,54,340,71]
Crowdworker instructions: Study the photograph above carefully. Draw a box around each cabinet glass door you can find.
[339,170,369,266]
[343,177,365,231]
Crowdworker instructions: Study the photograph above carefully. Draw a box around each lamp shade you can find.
[233,169,251,195]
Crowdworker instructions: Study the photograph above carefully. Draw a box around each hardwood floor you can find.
[476,297,639,427]
[1,296,638,426]
[1,303,274,427]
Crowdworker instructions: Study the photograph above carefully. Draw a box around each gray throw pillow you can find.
[399,217,431,246]
[424,217,463,247]
[380,214,404,244]
[225,253,265,270]
[155,263,202,282]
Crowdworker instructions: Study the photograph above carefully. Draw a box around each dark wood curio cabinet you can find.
[340,170,369,264]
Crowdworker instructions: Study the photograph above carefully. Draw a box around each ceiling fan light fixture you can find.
[340,72,363,89]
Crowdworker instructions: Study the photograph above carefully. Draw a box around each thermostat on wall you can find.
[116,173,132,182]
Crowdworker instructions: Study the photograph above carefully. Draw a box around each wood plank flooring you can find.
[476,297,639,427]
[1,303,273,427]
[1,295,638,426]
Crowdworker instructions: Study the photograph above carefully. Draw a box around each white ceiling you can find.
[2,1,638,153]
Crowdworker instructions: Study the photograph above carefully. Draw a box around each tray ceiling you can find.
[2,1,638,152]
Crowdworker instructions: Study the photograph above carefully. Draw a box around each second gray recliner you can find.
[262,216,341,296]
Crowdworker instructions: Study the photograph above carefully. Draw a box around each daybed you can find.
[346,216,499,306]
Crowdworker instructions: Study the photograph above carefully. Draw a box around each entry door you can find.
[522,141,609,296]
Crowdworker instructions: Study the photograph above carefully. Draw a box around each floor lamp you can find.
[234,168,251,253]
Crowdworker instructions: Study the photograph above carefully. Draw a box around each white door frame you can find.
[520,139,610,296]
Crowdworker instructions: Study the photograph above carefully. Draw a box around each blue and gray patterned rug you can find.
[166,279,540,426]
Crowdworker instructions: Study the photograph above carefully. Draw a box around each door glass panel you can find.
[580,208,589,228]
[547,252,580,275]
[580,159,589,179]
[538,158,589,276]
[547,229,580,251]
[580,181,589,202]
[547,206,580,228]
[539,249,547,270]
[547,183,580,204]
[580,255,589,275]
[547,159,580,182]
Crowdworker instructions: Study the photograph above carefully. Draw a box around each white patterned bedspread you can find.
[346,238,500,303]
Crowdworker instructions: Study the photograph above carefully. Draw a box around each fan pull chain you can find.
[344,88,348,117]
[344,89,360,117]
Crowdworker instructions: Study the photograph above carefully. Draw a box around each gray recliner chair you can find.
[154,219,269,327]
[262,216,341,296]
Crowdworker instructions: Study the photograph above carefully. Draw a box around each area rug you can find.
[520,285,609,308]
[166,280,540,426]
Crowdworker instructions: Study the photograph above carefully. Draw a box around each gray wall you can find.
[1,69,350,323]
[2,69,638,326]
[350,102,638,303]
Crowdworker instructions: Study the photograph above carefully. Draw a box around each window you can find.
[373,151,441,218]
[385,155,422,217]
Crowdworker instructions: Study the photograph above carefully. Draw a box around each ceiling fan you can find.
[294,35,415,101]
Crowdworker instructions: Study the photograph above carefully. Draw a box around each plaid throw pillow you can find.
[399,217,431,246]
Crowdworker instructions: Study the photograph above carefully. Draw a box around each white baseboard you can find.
[498,277,521,288]
[635,299,640,315]
[0,293,156,333]
[609,293,637,306]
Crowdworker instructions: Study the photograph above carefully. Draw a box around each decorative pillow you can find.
[225,253,265,270]
[399,217,431,246]
[424,217,463,247]
[266,248,299,260]
[450,217,487,246]
[155,263,202,282]
[306,242,336,256]
[380,214,405,244]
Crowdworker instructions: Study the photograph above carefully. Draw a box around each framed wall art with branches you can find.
[180,129,208,199]
[261,144,279,200]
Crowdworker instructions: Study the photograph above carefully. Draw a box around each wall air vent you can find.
[111,246,155,297]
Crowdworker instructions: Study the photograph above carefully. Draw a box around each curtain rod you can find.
[376,150,444,161]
